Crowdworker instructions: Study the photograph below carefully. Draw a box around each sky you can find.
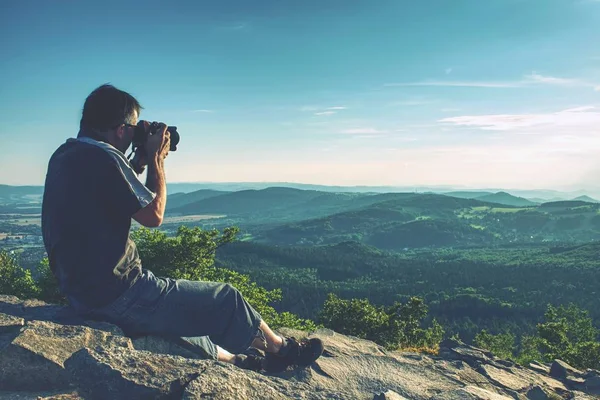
[1,0,600,191]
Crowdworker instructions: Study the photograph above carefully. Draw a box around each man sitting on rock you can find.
[41,83,324,372]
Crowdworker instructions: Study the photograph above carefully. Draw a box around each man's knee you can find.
[216,283,242,304]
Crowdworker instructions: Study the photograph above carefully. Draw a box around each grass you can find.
[163,214,226,224]
[11,217,41,226]
[470,224,486,230]
[490,208,527,213]
[470,206,527,214]
[239,234,254,242]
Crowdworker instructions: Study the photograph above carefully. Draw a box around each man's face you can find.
[115,110,138,152]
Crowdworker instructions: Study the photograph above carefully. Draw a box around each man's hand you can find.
[130,148,148,175]
[146,122,170,161]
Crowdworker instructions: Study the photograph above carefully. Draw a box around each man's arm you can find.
[132,123,170,228]
[133,157,166,227]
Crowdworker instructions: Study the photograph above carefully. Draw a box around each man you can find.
[41,84,323,372]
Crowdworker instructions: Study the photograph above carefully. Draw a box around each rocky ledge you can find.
[0,295,598,399]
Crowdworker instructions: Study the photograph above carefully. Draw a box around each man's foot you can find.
[264,337,324,373]
[234,354,265,372]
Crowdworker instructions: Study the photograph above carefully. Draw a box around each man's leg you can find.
[91,270,322,371]
[103,271,263,354]
[251,321,283,353]
[217,346,236,363]
[250,320,324,373]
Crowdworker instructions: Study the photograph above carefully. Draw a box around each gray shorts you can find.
[87,269,263,360]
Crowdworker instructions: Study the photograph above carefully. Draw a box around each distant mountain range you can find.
[1,183,598,206]
[573,195,599,203]
[0,184,44,200]
[446,191,538,207]
[3,183,600,251]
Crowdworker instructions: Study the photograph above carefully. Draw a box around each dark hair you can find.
[79,84,143,131]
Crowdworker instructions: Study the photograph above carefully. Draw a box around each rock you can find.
[434,385,513,399]
[583,368,600,377]
[183,362,347,400]
[0,320,131,391]
[566,376,586,390]
[131,336,207,360]
[37,393,83,400]
[584,374,600,394]
[443,343,493,367]
[373,390,408,400]
[526,385,549,400]
[65,346,208,400]
[550,360,582,380]
[276,330,462,399]
[529,362,550,375]
[0,296,62,323]
[477,364,532,392]
[0,313,24,333]
[3,295,598,400]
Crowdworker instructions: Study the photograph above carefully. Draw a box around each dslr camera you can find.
[130,121,180,174]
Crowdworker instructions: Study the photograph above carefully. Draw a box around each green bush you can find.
[475,303,600,369]
[474,330,515,360]
[536,304,600,369]
[0,250,39,299]
[319,293,443,350]
[35,257,66,304]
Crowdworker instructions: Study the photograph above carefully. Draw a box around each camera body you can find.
[129,121,181,174]
[133,121,180,152]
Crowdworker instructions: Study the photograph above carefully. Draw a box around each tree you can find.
[476,304,600,368]
[474,330,515,360]
[0,250,39,299]
[319,293,443,350]
[35,257,65,304]
[536,304,600,369]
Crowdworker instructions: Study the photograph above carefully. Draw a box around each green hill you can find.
[258,194,498,249]
[169,188,420,222]
[367,219,493,249]
[170,187,325,215]
[0,185,44,203]
[167,189,230,210]
[539,200,594,209]
[443,191,494,199]
[475,191,537,207]
[261,207,416,245]
[573,195,599,203]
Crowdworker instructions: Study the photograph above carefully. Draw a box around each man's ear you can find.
[115,125,126,140]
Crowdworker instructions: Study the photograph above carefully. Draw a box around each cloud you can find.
[439,106,600,131]
[523,73,580,86]
[390,100,435,106]
[386,72,599,90]
[303,106,347,114]
[339,128,388,135]
[384,81,521,88]
[192,109,215,113]
[217,23,248,31]
[445,68,453,75]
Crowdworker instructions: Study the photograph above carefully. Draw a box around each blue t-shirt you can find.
[41,136,155,309]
